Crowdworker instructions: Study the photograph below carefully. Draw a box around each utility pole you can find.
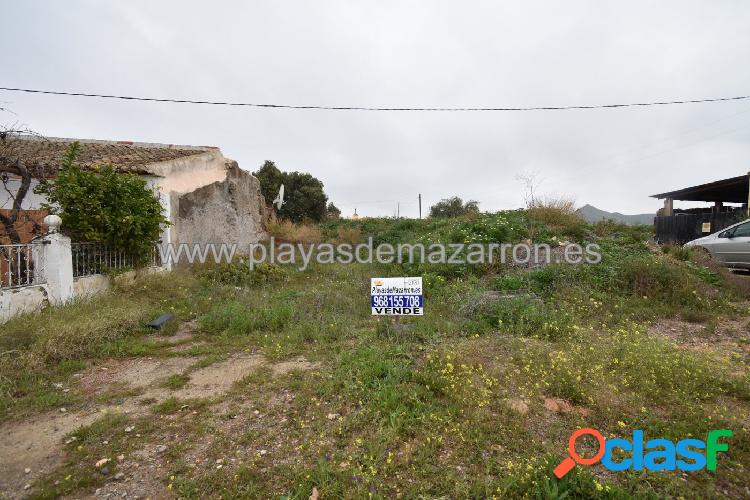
[397,202,400,219]
[418,193,422,219]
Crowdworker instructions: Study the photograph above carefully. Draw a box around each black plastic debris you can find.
[147,312,175,330]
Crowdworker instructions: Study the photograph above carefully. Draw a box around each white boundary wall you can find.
[1,216,164,323]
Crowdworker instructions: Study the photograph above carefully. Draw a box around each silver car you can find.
[685,218,750,270]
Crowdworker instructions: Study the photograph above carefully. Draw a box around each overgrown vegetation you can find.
[267,219,323,244]
[35,143,169,263]
[253,160,329,222]
[197,261,287,287]
[429,195,479,218]
[2,208,749,499]
[528,195,586,240]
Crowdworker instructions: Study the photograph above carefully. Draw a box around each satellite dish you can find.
[272,184,285,210]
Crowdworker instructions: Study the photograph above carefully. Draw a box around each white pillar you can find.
[38,215,74,305]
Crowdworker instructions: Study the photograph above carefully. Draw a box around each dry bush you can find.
[334,226,363,245]
[527,196,585,237]
[267,220,322,244]
[528,196,579,222]
[462,210,481,221]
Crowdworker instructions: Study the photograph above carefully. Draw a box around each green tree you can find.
[429,196,479,218]
[326,202,341,219]
[35,143,169,263]
[281,171,328,222]
[254,160,284,206]
[253,162,328,223]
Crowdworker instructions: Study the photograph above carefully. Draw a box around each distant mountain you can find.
[577,204,654,225]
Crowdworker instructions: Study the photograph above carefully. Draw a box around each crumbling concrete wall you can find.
[0,285,48,321]
[152,150,228,193]
[170,160,267,256]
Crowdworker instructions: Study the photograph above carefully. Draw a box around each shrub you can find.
[334,226,362,245]
[429,196,479,218]
[199,302,255,335]
[608,322,734,404]
[252,303,293,331]
[493,265,585,297]
[250,263,287,285]
[492,273,526,292]
[528,196,578,222]
[267,220,322,244]
[526,265,583,296]
[591,219,653,241]
[467,295,575,340]
[528,196,587,240]
[35,143,169,263]
[198,262,286,287]
[199,300,292,335]
[618,257,704,306]
[492,251,728,324]
[662,244,693,261]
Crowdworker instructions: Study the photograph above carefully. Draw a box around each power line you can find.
[1,86,749,112]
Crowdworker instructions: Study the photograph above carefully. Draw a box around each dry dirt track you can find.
[0,320,318,499]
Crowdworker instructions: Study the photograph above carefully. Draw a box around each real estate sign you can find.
[371,277,423,316]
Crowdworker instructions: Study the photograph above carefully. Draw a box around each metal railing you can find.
[150,244,163,268]
[1,241,163,288]
[0,242,47,289]
[71,242,163,278]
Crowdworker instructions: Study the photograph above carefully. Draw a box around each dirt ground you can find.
[646,316,750,362]
[2,266,749,498]
[0,320,319,499]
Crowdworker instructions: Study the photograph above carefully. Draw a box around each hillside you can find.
[577,203,654,225]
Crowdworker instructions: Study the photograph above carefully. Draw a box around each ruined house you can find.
[0,136,268,254]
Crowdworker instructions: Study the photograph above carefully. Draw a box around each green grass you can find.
[31,413,157,499]
[159,373,190,390]
[0,271,216,420]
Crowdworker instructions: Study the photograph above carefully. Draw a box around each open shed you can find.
[651,174,749,243]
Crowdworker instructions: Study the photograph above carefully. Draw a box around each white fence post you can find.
[39,215,74,305]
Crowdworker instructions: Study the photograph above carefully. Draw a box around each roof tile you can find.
[0,135,214,176]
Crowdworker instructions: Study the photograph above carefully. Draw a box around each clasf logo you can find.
[554,428,732,478]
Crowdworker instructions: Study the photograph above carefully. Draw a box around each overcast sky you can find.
[2,1,749,217]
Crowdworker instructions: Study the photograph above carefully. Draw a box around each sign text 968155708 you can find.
[371,277,423,316]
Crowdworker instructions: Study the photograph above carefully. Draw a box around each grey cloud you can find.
[1,0,749,217]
